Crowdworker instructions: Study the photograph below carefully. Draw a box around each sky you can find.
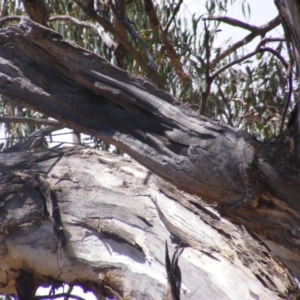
[1,0,281,299]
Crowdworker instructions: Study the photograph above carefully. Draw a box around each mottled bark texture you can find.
[1,1,300,296]
[0,148,298,299]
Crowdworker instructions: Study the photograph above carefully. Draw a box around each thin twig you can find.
[208,15,281,68]
[259,46,288,69]
[35,293,85,300]
[216,83,234,127]
[112,0,157,72]
[204,21,210,87]
[144,0,189,85]
[200,20,212,115]
[165,241,182,300]
[49,15,92,27]
[211,46,288,80]
[280,62,294,132]
[0,116,62,126]
[64,284,74,300]
[2,125,64,153]
[164,0,183,33]
[49,15,115,49]
[0,15,21,27]
[73,0,164,89]
[256,37,285,47]
[204,15,261,32]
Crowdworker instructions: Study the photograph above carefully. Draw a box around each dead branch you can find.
[0,116,62,126]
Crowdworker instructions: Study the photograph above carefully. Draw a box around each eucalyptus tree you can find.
[0,0,300,299]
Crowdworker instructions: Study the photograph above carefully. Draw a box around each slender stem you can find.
[208,16,281,68]
[164,0,183,33]
[0,116,62,126]
[280,62,294,132]
[200,20,211,115]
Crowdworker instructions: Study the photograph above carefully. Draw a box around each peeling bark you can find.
[0,148,298,299]
[2,0,300,295]
[1,18,300,283]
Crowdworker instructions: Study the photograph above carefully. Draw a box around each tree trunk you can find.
[2,0,300,296]
[1,17,300,282]
[0,148,298,299]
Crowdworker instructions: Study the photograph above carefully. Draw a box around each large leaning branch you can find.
[1,18,300,280]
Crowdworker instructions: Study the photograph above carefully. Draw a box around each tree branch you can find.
[281,62,294,132]
[0,148,298,298]
[200,20,212,115]
[0,0,7,18]
[49,15,116,49]
[0,116,62,126]
[144,0,190,86]
[205,15,261,32]
[21,0,49,26]
[211,45,288,80]
[163,0,183,33]
[35,293,85,300]
[2,125,64,153]
[216,82,234,127]
[0,15,21,27]
[208,15,281,68]
[1,20,300,281]
[110,0,157,72]
[275,0,300,76]
[259,46,288,68]
[73,0,165,89]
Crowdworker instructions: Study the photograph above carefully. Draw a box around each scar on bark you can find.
[36,174,66,277]
[165,241,184,300]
